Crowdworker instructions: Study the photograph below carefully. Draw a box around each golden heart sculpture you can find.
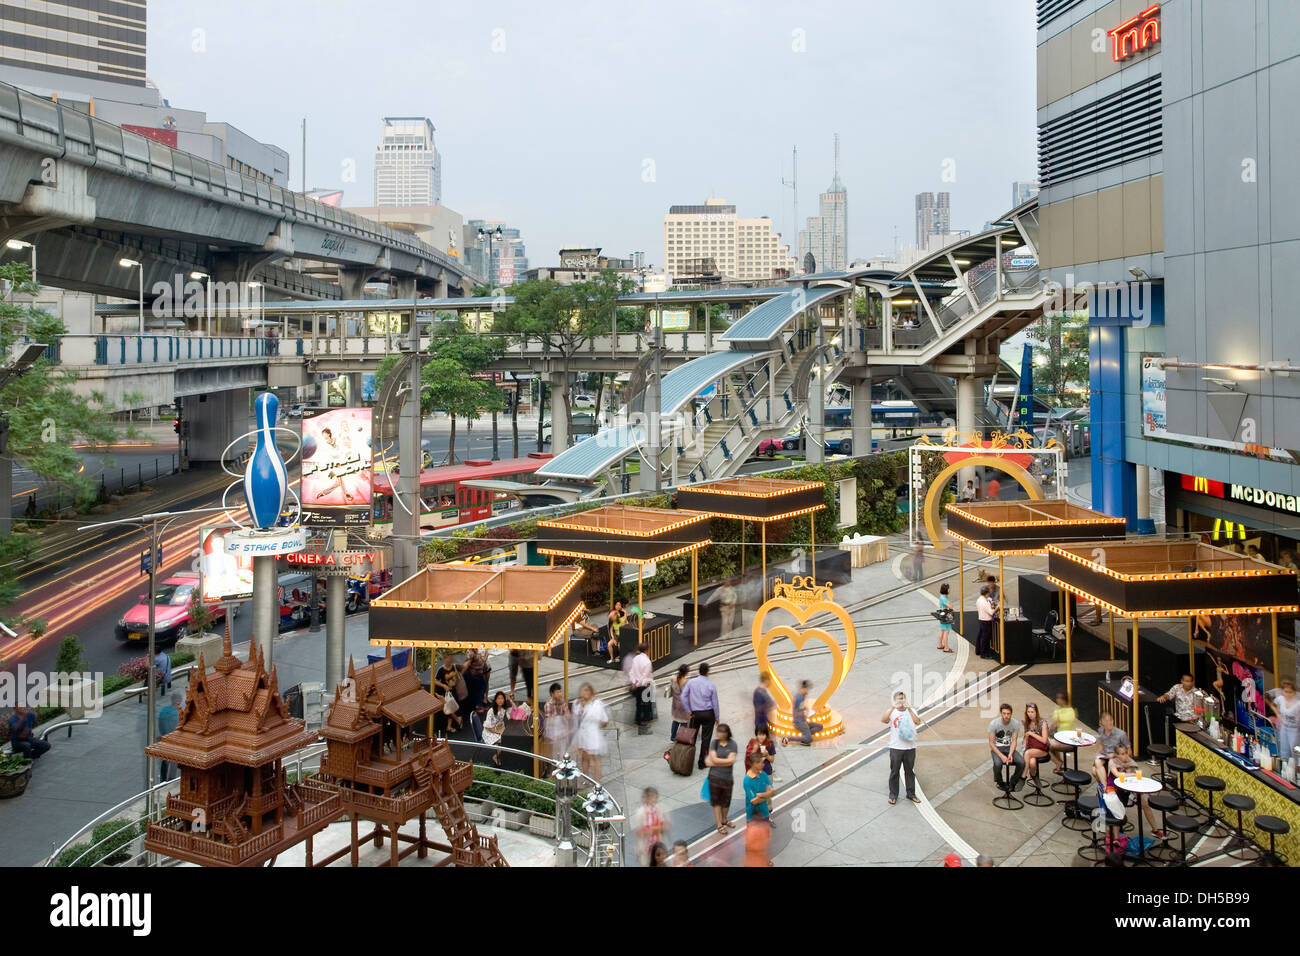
[751,576,856,740]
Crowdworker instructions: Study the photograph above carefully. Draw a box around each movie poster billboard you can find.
[301,407,372,527]
[199,525,254,603]
[1192,612,1272,672]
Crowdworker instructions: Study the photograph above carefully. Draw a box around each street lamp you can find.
[119,257,144,334]
[6,239,35,285]
[477,225,503,285]
[247,281,263,336]
[552,753,580,867]
[581,784,620,867]
[189,271,211,337]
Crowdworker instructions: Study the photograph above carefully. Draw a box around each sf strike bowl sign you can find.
[199,525,254,603]
[301,407,373,527]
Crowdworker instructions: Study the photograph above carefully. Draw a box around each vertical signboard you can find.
[199,525,254,603]
[1140,354,1167,438]
[301,407,373,526]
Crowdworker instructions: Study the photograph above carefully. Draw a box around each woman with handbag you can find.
[668,664,690,744]
[936,583,953,652]
[483,691,512,766]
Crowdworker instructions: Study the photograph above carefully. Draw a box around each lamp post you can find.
[581,784,619,867]
[189,271,211,337]
[477,225,503,286]
[6,239,35,285]
[552,753,579,867]
[119,257,143,334]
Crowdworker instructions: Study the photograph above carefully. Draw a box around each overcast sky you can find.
[148,0,1037,268]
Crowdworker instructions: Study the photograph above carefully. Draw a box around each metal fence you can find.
[12,455,178,519]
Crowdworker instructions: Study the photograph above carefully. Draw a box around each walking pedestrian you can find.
[632,786,666,866]
[743,750,775,866]
[715,578,739,635]
[541,682,571,763]
[937,582,953,652]
[976,584,996,659]
[508,649,534,701]
[573,682,609,782]
[909,543,925,582]
[625,643,655,734]
[752,671,776,735]
[157,693,180,781]
[705,722,739,834]
[668,664,690,744]
[154,649,172,694]
[882,690,922,805]
[682,662,720,769]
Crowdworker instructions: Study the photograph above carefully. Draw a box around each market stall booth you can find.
[943,499,1126,666]
[536,505,711,661]
[369,563,586,774]
[1046,539,1297,763]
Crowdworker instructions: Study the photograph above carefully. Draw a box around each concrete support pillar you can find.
[326,531,346,691]
[253,555,277,667]
[850,378,871,458]
[807,324,825,465]
[433,276,449,299]
[181,388,250,465]
[549,371,569,450]
[1134,465,1154,534]
[956,374,977,492]
[391,276,416,300]
[337,269,368,301]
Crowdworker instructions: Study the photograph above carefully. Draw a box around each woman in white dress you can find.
[573,682,610,783]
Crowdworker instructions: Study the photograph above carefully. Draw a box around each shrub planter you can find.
[0,757,33,799]
[464,799,494,825]
[40,675,99,720]
[528,812,555,838]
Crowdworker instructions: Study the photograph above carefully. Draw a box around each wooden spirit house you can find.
[314,646,507,867]
[144,636,342,866]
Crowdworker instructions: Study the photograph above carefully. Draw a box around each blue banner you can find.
[1015,342,1034,430]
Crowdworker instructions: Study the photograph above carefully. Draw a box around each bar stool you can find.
[1165,757,1200,813]
[1075,793,1110,863]
[1221,794,1261,862]
[1147,743,1176,785]
[1060,769,1093,831]
[993,778,1024,811]
[1193,775,1231,839]
[1147,792,1180,863]
[1164,812,1202,866]
[1023,761,1054,807]
[1253,815,1290,866]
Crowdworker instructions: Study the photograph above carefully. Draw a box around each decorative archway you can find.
[922,455,1045,548]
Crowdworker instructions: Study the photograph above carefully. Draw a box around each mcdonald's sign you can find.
[1180,474,1225,498]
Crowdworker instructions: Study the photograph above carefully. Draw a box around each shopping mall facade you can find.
[1038,0,1300,558]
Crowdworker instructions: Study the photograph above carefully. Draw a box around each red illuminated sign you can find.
[1109,4,1160,62]
[1180,474,1224,498]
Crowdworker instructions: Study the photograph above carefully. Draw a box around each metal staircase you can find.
[672,334,846,485]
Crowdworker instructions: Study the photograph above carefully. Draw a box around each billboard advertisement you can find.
[199,525,254,603]
[660,308,692,331]
[1140,354,1167,438]
[301,407,373,527]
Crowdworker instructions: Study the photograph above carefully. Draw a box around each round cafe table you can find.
[1113,774,1162,864]
[1051,730,1097,795]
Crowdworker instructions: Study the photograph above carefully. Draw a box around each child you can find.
[746,723,778,782]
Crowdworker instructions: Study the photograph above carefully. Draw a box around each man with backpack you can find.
[882,691,922,805]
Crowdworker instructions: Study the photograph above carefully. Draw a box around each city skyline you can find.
[142,0,1036,273]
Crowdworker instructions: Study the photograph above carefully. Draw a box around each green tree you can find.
[498,271,634,448]
[1027,311,1089,408]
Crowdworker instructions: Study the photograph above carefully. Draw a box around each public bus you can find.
[370,453,554,535]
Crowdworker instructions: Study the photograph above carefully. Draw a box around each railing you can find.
[293,783,343,829]
[164,791,238,823]
[885,257,1043,353]
[0,78,465,276]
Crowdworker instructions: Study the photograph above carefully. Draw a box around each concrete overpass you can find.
[0,79,474,304]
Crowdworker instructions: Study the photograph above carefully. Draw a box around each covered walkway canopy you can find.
[720,286,845,345]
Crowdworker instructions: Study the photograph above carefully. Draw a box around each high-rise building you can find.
[663,199,794,283]
[914,192,951,248]
[0,0,146,90]
[464,220,528,287]
[1011,180,1040,207]
[374,117,442,207]
[797,137,849,273]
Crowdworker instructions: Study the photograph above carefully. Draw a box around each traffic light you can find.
[173,418,180,436]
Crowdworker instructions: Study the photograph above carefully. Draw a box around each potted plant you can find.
[0,752,33,798]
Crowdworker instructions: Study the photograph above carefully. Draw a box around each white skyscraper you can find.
[797,136,848,273]
[374,117,442,206]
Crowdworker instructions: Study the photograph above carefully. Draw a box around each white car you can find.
[572,394,597,411]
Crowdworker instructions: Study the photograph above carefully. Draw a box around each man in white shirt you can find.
[976,585,997,659]
[881,691,922,804]
[625,643,655,735]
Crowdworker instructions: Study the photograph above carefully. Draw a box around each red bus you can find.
[371,453,553,535]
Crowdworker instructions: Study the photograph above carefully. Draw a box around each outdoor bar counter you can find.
[1174,721,1300,861]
